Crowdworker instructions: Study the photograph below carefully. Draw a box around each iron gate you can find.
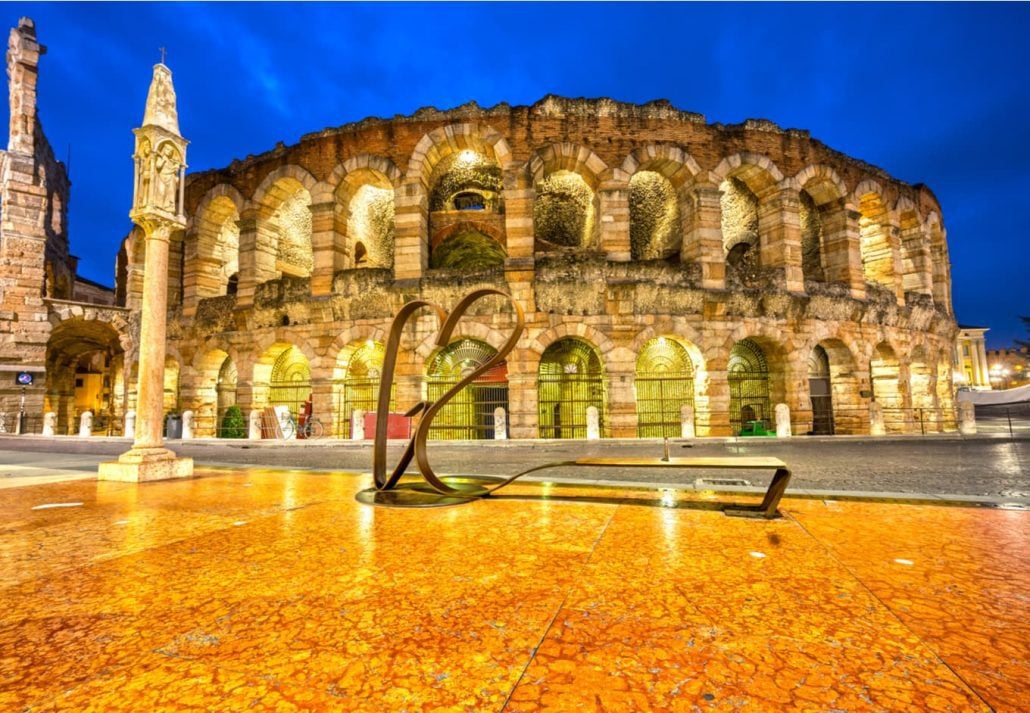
[538,338,607,439]
[636,336,695,438]
[426,339,507,440]
[809,345,834,435]
[268,346,310,419]
[728,338,770,435]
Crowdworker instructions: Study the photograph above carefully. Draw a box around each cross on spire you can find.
[159,47,166,64]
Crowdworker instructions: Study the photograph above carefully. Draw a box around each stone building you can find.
[2,19,961,439]
[954,326,991,390]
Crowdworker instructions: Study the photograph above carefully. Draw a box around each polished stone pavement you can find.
[1,467,1026,711]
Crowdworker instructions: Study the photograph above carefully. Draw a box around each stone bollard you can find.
[586,405,600,441]
[493,407,507,440]
[680,404,695,439]
[42,412,57,437]
[869,402,885,436]
[79,411,93,437]
[181,410,195,440]
[958,401,976,435]
[352,409,365,440]
[124,410,136,439]
[775,403,792,438]
[249,410,263,439]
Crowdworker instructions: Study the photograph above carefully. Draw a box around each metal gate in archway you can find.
[425,338,508,440]
[538,338,607,439]
[809,345,834,435]
[335,341,388,439]
[215,356,238,436]
[636,337,695,438]
[268,346,310,419]
[728,338,771,435]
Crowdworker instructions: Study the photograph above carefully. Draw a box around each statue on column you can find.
[154,143,180,212]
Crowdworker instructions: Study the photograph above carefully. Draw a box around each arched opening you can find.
[345,182,394,268]
[798,190,826,283]
[728,338,770,435]
[255,177,313,282]
[720,177,760,287]
[265,345,310,419]
[899,208,928,296]
[425,338,507,440]
[191,194,240,300]
[635,337,695,438]
[429,228,507,270]
[534,170,597,250]
[163,356,180,415]
[808,345,834,435]
[45,319,125,435]
[928,218,951,313]
[427,149,503,265]
[538,338,606,439]
[335,340,388,439]
[629,171,681,261]
[226,273,239,296]
[858,192,895,294]
[216,356,238,437]
[871,342,903,432]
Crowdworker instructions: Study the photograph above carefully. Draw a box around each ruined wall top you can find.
[142,63,180,135]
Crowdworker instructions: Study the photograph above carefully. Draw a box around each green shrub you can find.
[220,405,247,439]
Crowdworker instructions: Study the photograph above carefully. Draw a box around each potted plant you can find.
[220,405,247,439]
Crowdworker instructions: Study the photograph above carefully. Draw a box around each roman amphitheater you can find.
[1,19,958,440]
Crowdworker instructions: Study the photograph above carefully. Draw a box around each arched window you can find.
[629,171,681,261]
[534,171,596,249]
[269,346,310,418]
[720,177,760,286]
[635,337,694,438]
[337,340,386,439]
[808,345,833,435]
[538,338,606,439]
[426,338,507,440]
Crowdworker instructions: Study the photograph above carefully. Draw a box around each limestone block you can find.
[249,410,263,439]
[586,405,600,441]
[352,409,365,440]
[958,401,976,435]
[79,411,93,437]
[680,404,695,439]
[124,410,136,439]
[42,411,56,437]
[181,410,195,440]
[869,402,886,436]
[494,407,507,440]
[775,403,792,438]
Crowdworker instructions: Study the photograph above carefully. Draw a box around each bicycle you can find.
[280,414,324,439]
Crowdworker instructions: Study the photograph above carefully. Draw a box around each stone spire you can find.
[141,62,180,134]
[131,60,188,222]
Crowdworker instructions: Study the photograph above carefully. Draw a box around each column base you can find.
[97,447,194,482]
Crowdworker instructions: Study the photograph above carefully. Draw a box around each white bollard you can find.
[775,403,792,438]
[494,407,507,440]
[42,411,57,437]
[181,410,195,440]
[869,402,885,436]
[79,411,93,437]
[249,410,263,440]
[352,409,365,440]
[124,410,136,440]
[958,401,977,435]
[680,404,695,439]
[586,405,600,441]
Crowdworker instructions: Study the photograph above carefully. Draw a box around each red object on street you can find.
[363,412,411,439]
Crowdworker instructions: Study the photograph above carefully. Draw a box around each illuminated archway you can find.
[216,356,238,437]
[425,338,507,440]
[335,340,387,438]
[268,346,310,418]
[871,342,903,432]
[728,338,770,435]
[538,338,607,439]
[808,345,834,434]
[629,171,681,260]
[635,337,694,438]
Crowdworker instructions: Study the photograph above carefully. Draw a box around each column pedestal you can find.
[98,447,193,482]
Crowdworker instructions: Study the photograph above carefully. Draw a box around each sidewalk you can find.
[1,467,1024,711]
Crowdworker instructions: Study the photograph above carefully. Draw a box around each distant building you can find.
[954,326,991,390]
[986,345,1029,389]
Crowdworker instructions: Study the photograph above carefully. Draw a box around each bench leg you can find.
[725,467,792,519]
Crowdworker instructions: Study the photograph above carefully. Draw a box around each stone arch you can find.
[252,342,313,420]
[725,335,789,435]
[712,154,784,287]
[894,196,930,297]
[529,143,608,251]
[190,346,236,437]
[854,182,898,296]
[909,343,938,431]
[809,337,863,435]
[405,123,514,189]
[793,165,849,285]
[330,155,401,270]
[634,335,701,438]
[186,184,245,303]
[537,335,608,439]
[423,337,508,440]
[711,153,784,198]
[870,341,904,432]
[250,167,316,280]
[416,320,512,362]
[332,337,388,438]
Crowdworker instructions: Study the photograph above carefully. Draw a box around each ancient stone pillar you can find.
[599,185,630,262]
[680,404,695,439]
[683,185,725,289]
[774,403,792,438]
[352,409,365,440]
[309,200,338,296]
[42,412,56,437]
[758,188,804,292]
[493,407,507,440]
[958,401,976,435]
[821,204,865,299]
[248,410,262,439]
[393,182,427,281]
[79,411,93,437]
[99,60,193,482]
[181,410,194,439]
[124,410,136,439]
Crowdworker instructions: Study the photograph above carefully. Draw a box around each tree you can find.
[220,404,247,438]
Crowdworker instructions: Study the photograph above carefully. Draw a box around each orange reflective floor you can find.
[1,468,1026,712]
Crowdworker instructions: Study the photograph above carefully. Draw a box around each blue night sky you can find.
[4,2,1029,347]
